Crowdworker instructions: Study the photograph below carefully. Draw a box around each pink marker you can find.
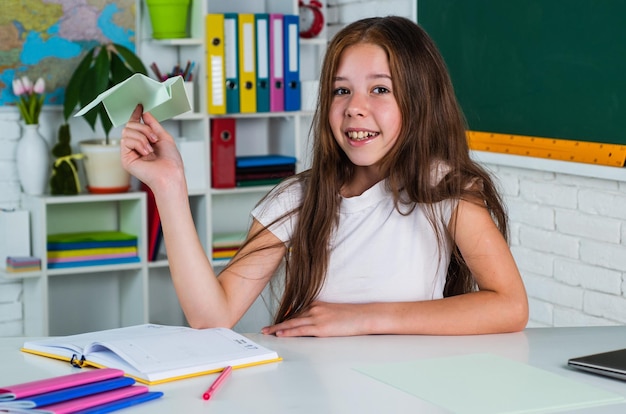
[202,366,232,400]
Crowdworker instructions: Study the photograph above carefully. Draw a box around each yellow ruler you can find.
[467,130,626,167]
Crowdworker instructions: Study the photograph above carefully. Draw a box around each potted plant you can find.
[63,43,147,193]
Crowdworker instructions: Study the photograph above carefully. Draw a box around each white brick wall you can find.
[0,110,24,337]
[483,161,626,327]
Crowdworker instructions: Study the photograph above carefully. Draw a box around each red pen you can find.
[202,366,232,400]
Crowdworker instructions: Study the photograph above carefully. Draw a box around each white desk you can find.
[2,326,626,413]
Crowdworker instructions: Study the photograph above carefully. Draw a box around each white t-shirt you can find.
[251,179,454,303]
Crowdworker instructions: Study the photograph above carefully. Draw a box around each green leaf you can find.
[64,47,97,120]
[114,43,148,75]
[93,46,111,96]
[110,52,134,85]
[99,104,113,139]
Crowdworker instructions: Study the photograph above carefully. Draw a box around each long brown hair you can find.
[234,16,508,324]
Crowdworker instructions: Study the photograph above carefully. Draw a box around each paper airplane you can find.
[75,74,192,127]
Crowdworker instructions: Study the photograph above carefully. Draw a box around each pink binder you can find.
[269,13,284,112]
[0,368,124,401]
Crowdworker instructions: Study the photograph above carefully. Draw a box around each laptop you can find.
[568,348,626,381]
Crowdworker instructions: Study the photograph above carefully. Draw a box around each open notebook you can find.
[568,348,626,381]
[22,324,281,385]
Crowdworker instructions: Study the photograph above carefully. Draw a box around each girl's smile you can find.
[345,128,380,143]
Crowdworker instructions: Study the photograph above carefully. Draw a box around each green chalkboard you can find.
[418,0,626,145]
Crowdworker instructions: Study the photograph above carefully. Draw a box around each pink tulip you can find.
[12,75,45,125]
[12,78,25,96]
[33,78,45,94]
[21,76,33,93]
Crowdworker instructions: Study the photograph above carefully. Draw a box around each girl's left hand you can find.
[261,301,368,337]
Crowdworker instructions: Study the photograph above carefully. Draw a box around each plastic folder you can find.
[238,14,257,113]
[269,14,284,112]
[255,13,270,113]
[206,14,226,115]
[224,13,240,113]
[0,369,124,401]
[0,377,135,409]
[283,14,300,111]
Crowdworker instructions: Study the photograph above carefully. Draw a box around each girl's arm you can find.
[262,198,528,336]
[121,107,285,328]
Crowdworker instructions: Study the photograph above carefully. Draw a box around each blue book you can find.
[0,377,135,409]
[76,391,163,414]
[236,154,297,169]
[47,256,141,269]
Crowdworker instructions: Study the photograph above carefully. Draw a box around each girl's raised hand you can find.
[120,105,186,191]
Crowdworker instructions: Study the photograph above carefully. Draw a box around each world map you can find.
[0,0,136,106]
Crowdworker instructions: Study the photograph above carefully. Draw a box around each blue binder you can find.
[283,14,300,111]
[224,13,240,113]
[255,13,271,113]
[77,391,163,414]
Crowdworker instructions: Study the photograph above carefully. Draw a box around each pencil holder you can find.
[146,0,190,39]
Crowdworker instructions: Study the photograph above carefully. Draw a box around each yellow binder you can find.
[238,13,257,113]
[206,14,226,115]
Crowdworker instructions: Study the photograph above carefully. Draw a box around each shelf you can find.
[209,111,305,119]
[172,112,206,121]
[46,263,144,277]
[0,269,41,280]
[149,37,204,46]
[211,185,276,196]
[39,191,144,204]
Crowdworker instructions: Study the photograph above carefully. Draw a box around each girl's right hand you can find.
[120,105,186,193]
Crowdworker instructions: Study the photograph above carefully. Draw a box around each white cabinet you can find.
[5,193,149,336]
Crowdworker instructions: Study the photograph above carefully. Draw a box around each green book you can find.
[47,231,138,251]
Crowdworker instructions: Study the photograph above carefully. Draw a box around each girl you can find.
[121,16,528,337]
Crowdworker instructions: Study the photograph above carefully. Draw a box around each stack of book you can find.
[5,256,41,273]
[0,368,162,413]
[236,154,297,187]
[47,231,140,269]
[212,232,247,264]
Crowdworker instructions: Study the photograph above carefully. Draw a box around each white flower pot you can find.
[16,124,50,195]
[79,139,130,193]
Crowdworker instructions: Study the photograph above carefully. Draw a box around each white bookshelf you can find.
[2,0,327,336]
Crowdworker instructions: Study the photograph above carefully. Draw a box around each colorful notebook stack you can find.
[212,232,247,264]
[5,256,41,273]
[47,231,140,269]
[0,368,162,414]
[236,155,297,187]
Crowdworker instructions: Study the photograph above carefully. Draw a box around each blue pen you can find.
[185,61,196,81]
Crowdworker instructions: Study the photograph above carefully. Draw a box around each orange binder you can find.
[211,118,236,188]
